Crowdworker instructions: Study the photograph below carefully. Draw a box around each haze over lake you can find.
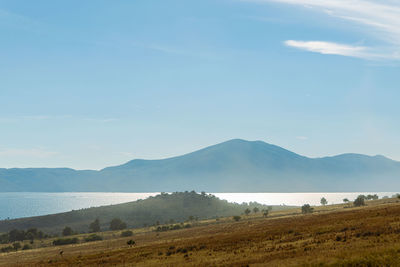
[0,192,396,220]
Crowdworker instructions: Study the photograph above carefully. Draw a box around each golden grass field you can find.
[2,198,400,266]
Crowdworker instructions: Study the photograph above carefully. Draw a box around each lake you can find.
[0,192,397,220]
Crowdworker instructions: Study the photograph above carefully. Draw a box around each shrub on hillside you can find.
[121,230,133,237]
[244,209,251,216]
[0,246,14,253]
[233,216,241,221]
[62,226,74,236]
[354,196,365,207]
[84,234,103,242]
[89,218,101,233]
[12,242,21,250]
[53,237,79,246]
[22,244,32,250]
[109,218,127,231]
[301,204,314,214]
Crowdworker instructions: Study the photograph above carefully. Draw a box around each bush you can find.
[1,246,14,253]
[53,237,79,246]
[301,204,314,214]
[262,209,269,217]
[121,230,133,237]
[109,218,127,231]
[62,226,74,236]
[84,234,103,242]
[22,244,32,250]
[12,242,21,250]
[2,228,45,243]
[354,196,366,207]
[127,239,135,246]
[89,218,101,233]
[233,216,241,221]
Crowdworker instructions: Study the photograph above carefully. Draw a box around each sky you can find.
[0,0,399,170]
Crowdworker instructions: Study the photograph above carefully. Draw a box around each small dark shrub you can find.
[1,246,14,253]
[109,218,127,231]
[62,226,74,236]
[233,216,241,221]
[84,234,103,242]
[53,237,79,246]
[12,242,21,250]
[127,239,135,246]
[120,230,133,237]
[301,204,314,214]
[354,196,366,207]
[22,244,32,250]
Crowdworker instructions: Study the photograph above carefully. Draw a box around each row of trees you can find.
[0,228,47,243]
[244,206,272,217]
[303,194,383,214]
[319,194,380,206]
[62,218,127,236]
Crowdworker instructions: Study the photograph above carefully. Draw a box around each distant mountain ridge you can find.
[1,139,399,192]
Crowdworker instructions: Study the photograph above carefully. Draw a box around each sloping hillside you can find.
[0,192,275,234]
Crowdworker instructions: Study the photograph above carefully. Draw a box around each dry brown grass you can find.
[2,198,400,266]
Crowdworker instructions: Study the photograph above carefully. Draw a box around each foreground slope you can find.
[1,198,400,266]
[1,139,400,192]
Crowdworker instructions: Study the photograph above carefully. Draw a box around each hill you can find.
[0,191,277,234]
[1,139,400,192]
[2,196,400,266]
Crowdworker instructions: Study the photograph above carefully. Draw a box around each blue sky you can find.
[1,0,399,169]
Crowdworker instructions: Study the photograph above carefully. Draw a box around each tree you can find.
[253,207,259,213]
[127,239,135,246]
[301,204,314,214]
[233,216,241,222]
[262,209,269,217]
[89,218,101,233]
[244,208,251,216]
[109,218,127,231]
[320,197,328,206]
[62,226,74,236]
[354,196,365,207]
[343,198,349,203]
[12,242,21,251]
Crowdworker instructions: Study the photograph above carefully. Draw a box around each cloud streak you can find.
[245,0,400,60]
[284,40,370,58]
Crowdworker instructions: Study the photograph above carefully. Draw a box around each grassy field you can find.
[2,198,400,266]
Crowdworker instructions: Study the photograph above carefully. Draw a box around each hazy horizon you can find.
[0,139,398,171]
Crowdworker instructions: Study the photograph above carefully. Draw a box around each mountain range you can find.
[1,139,399,192]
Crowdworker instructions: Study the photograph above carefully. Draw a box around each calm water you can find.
[0,192,396,220]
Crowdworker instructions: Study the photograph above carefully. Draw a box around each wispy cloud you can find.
[244,0,400,60]
[284,40,371,58]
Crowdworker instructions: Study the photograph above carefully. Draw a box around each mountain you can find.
[1,139,400,192]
